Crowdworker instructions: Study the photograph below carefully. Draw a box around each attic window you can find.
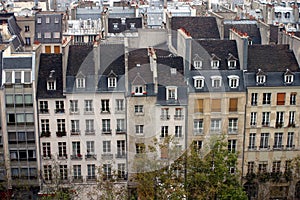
[211,76,222,88]
[193,76,205,89]
[227,53,238,69]
[194,61,202,69]
[108,77,117,88]
[132,85,146,95]
[47,80,56,90]
[130,23,136,29]
[170,68,176,75]
[46,17,50,24]
[121,18,126,24]
[228,75,239,88]
[210,54,221,69]
[285,74,293,84]
[166,86,177,100]
[256,75,266,84]
[37,17,41,24]
[76,77,85,88]
[113,23,119,30]
[54,17,59,23]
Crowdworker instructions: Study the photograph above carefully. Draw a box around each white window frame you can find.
[249,133,256,150]
[285,75,293,84]
[228,75,239,88]
[228,60,236,69]
[166,86,177,100]
[47,80,56,90]
[260,133,269,149]
[85,119,94,133]
[193,76,205,89]
[194,119,203,135]
[262,112,270,126]
[45,17,50,23]
[274,132,283,149]
[44,32,51,39]
[37,17,42,24]
[289,111,295,125]
[108,77,117,88]
[250,112,257,126]
[210,119,221,132]
[86,141,95,154]
[135,125,144,134]
[228,118,238,133]
[84,100,93,112]
[256,75,266,84]
[194,60,202,69]
[211,60,220,69]
[76,77,85,88]
[71,120,80,133]
[287,132,294,148]
[211,76,222,88]
[103,141,111,153]
[70,100,78,113]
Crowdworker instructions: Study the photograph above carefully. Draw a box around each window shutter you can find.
[229,98,238,112]
[211,99,221,112]
[277,93,285,105]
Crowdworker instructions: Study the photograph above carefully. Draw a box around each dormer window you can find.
[228,75,239,88]
[76,77,85,88]
[210,54,221,69]
[211,76,222,88]
[193,54,203,69]
[166,86,177,100]
[193,76,205,89]
[284,69,294,84]
[113,23,119,30]
[256,69,266,84]
[47,80,56,90]
[107,70,118,88]
[130,23,136,29]
[121,18,126,25]
[227,53,238,69]
[132,85,146,95]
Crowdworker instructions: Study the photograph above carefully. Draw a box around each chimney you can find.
[148,47,158,94]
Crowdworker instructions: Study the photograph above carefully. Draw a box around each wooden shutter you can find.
[229,98,238,112]
[211,99,221,112]
[54,46,60,54]
[195,99,203,113]
[45,46,51,53]
[277,93,285,105]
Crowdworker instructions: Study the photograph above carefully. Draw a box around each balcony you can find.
[101,153,113,160]
[71,130,80,136]
[71,154,83,160]
[101,109,110,114]
[39,109,49,114]
[72,176,83,183]
[69,109,79,115]
[288,123,296,128]
[115,108,125,114]
[56,131,66,137]
[86,175,96,182]
[41,131,51,137]
[273,145,284,150]
[116,129,126,134]
[259,145,270,150]
[286,145,295,150]
[174,115,184,120]
[115,153,126,159]
[85,154,97,160]
[262,122,270,127]
[275,123,283,128]
[102,129,112,134]
[57,154,68,160]
[160,115,170,120]
[85,130,95,135]
[228,128,238,134]
[55,109,65,114]
[194,129,203,135]
[248,146,257,151]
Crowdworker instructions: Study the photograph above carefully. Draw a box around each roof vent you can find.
[136,64,141,67]
[171,68,176,75]
[49,70,55,78]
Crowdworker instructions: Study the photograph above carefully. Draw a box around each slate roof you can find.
[3,57,32,69]
[269,25,279,44]
[224,21,261,44]
[108,17,142,33]
[191,40,240,70]
[171,16,220,49]
[247,44,300,72]
[37,54,64,98]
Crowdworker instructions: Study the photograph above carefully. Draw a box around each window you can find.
[58,142,67,157]
[102,119,111,133]
[5,71,12,83]
[277,93,285,105]
[103,141,111,153]
[285,75,293,83]
[44,32,51,38]
[71,120,80,134]
[24,94,32,106]
[194,99,203,113]
[86,119,94,133]
[275,12,282,18]
[228,60,236,69]
[116,119,125,132]
[211,119,221,132]
[284,12,290,18]
[103,164,112,180]
[133,85,145,95]
[41,119,50,133]
[194,119,203,135]
[290,93,296,105]
[113,23,119,30]
[108,77,117,88]
[76,78,85,88]
[175,126,182,138]
[5,95,13,107]
[72,141,81,157]
[247,162,255,174]
[161,108,169,120]
[228,140,237,153]
[43,165,52,181]
[118,163,126,179]
[15,72,21,83]
[57,119,66,133]
[228,75,239,88]
[42,142,51,158]
[45,17,50,23]
[116,99,124,112]
[59,165,68,180]
[249,133,256,150]
[84,100,93,112]
[47,80,56,90]
[136,143,145,154]
[37,32,41,38]
[211,60,220,69]
[193,140,202,152]
[101,99,110,112]
[54,17,59,23]
[175,108,183,119]
[134,105,143,113]
[73,165,81,179]
[193,76,204,89]
[194,60,202,69]
[87,164,96,179]
[228,118,238,133]
[287,132,294,148]
[85,141,95,156]
[272,161,281,173]
[276,112,284,127]
[258,162,268,173]
[211,76,222,88]
[262,93,271,104]
[167,87,177,100]
[211,99,221,112]
[24,71,31,83]
[250,112,257,126]
[53,32,60,38]
[130,23,135,29]
[256,75,266,84]
[161,126,168,138]
[25,26,30,32]
[260,133,269,149]
[39,101,49,113]
[25,37,31,45]
[55,101,64,113]
[229,98,238,112]
[135,125,144,134]
[70,100,78,113]
[117,140,126,157]
[274,133,283,149]
[262,112,270,126]
[37,17,41,23]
